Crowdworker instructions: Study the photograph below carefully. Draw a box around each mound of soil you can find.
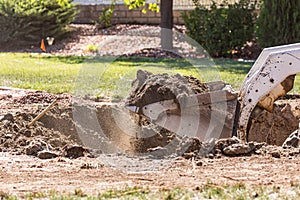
[249,101,300,146]
[0,85,299,161]
[0,104,83,157]
[125,70,209,108]
[1,113,75,154]
[0,87,181,157]
[125,70,239,143]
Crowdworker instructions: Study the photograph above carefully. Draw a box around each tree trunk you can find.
[160,0,173,50]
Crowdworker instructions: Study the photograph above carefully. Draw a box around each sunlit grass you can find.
[1,53,300,98]
[0,53,82,93]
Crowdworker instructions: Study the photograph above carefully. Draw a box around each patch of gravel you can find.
[0,24,193,57]
[0,23,261,59]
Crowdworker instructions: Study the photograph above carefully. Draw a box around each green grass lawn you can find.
[1,53,300,98]
[0,53,83,94]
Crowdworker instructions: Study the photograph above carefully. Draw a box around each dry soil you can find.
[0,24,299,197]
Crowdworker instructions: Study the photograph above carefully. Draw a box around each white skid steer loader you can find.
[126,43,300,147]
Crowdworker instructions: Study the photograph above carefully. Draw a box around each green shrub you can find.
[85,44,99,53]
[98,0,116,29]
[0,0,76,46]
[182,0,257,57]
[256,0,300,48]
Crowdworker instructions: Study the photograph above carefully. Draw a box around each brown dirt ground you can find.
[0,24,298,197]
[1,86,300,197]
[1,154,299,197]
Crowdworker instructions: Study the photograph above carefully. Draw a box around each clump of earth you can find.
[125,70,209,109]
[249,101,299,146]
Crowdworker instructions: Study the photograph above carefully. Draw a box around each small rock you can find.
[282,130,299,148]
[208,153,214,159]
[4,134,13,139]
[196,161,203,166]
[223,143,254,156]
[64,145,87,159]
[37,150,58,159]
[188,137,203,151]
[215,137,240,152]
[254,150,261,155]
[252,191,259,198]
[80,162,103,169]
[215,149,222,155]
[0,113,14,122]
[254,142,267,149]
[25,141,46,156]
[271,151,281,158]
[147,146,168,158]
[216,154,222,159]
[177,137,203,155]
[80,163,95,169]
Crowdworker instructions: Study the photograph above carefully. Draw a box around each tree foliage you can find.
[124,0,159,13]
[0,0,76,45]
[256,0,300,47]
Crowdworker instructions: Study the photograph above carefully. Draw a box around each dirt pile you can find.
[125,70,209,109]
[0,105,84,158]
[0,85,299,160]
[124,70,238,147]
[0,88,108,158]
[249,103,299,146]
[124,70,210,152]
[0,87,175,157]
[0,88,71,117]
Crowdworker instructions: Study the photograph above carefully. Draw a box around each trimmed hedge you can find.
[256,0,300,48]
[0,0,76,46]
[182,0,257,57]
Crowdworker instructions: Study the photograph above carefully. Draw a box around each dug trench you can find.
[0,71,299,160]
